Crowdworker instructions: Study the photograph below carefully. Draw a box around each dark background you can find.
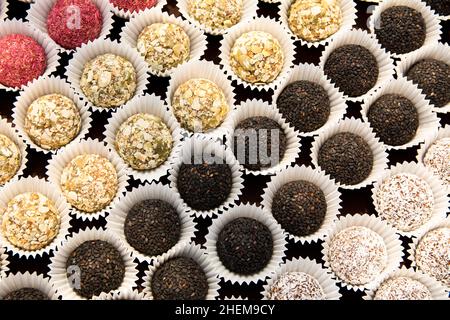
[0,0,449,300]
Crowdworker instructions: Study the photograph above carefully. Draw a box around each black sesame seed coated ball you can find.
[217,217,273,275]
[324,44,379,97]
[2,288,49,300]
[368,94,419,146]
[276,81,331,133]
[424,0,450,16]
[272,181,327,237]
[124,199,181,257]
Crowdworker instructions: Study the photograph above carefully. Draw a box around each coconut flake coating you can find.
[0,134,21,186]
[115,113,173,171]
[187,0,243,31]
[137,23,190,73]
[374,276,432,300]
[375,173,434,232]
[424,138,450,189]
[230,31,284,84]
[60,154,118,213]
[268,272,326,300]
[24,94,81,150]
[80,53,137,108]
[328,226,387,286]
[1,192,61,251]
[0,34,47,88]
[109,0,158,13]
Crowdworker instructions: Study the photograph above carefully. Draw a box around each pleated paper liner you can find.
[13,76,92,154]
[0,177,71,259]
[66,38,149,112]
[361,77,440,151]
[205,204,286,285]
[219,17,296,92]
[222,99,301,176]
[0,272,59,300]
[109,0,166,20]
[106,183,196,264]
[273,63,347,137]
[27,0,114,53]
[322,214,404,292]
[319,29,395,102]
[0,247,9,278]
[104,94,183,183]
[216,295,248,301]
[0,0,8,20]
[371,162,448,238]
[142,243,220,300]
[46,138,129,221]
[93,289,148,300]
[48,228,138,300]
[0,19,60,92]
[262,257,341,300]
[261,165,341,244]
[310,117,389,190]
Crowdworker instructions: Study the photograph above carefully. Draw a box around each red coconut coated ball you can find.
[47,0,103,49]
[0,34,47,88]
[109,0,158,13]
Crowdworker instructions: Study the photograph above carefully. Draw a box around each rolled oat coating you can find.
[187,0,243,31]
[0,134,21,186]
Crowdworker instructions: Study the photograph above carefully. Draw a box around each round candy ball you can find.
[187,0,243,31]
[0,134,21,186]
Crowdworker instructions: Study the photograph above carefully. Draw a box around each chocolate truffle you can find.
[217,217,273,275]
[24,93,81,150]
[2,288,49,300]
[115,113,173,171]
[276,80,331,133]
[406,59,450,109]
[367,94,419,146]
[230,31,284,84]
[375,173,434,232]
[0,134,21,186]
[318,132,373,186]
[288,0,342,42]
[172,78,229,132]
[324,44,379,97]
[424,0,450,16]
[232,116,287,171]
[1,192,61,251]
[374,277,432,300]
[137,23,190,73]
[187,0,243,31]
[268,272,325,300]
[0,34,47,88]
[47,0,103,50]
[151,257,208,300]
[328,226,387,285]
[109,0,157,13]
[66,240,125,299]
[80,53,137,108]
[375,6,426,55]
[60,154,118,213]
[423,138,450,188]
[124,199,181,257]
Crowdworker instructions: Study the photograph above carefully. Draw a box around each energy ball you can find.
[80,53,137,108]
[187,0,243,31]
[268,272,325,300]
[109,0,157,13]
[288,0,342,42]
[137,23,190,73]
[2,288,49,300]
[424,0,450,16]
[230,31,284,84]
[172,79,229,132]
[0,134,21,186]
[115,113,173,171]
[374,277,432,300]
[423,138,450,188]
[61,154,118,213]
[0,34,47,88]
[24,94,81,150]
[1,192,61,251]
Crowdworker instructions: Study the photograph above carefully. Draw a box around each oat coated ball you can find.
[0,134,21,186]
[187,0,243,31]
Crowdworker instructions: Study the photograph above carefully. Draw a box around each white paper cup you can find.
[12,76,92,154]
[396,43,450,113]
[27,0,114,53]
[109,0,166,19]
[106,183,196,264]
[262,257,341,300]
[104,94,183,183]
[261,165,341,244]
[319,29,395,102]
[310,117,389,190]
[93,288,148,300]
[220,17,296,92]
[273,63,347,137]
[216,295,248,300]
[46,138,129,221]
[0,247,9,278]
[205,204,286,285]
[361,77,440,150]
[0,19,60,92]
[322,214,404,291]
[372,162,448,237]
[0,0,8,21]
[222,100,301,176]
[66,38,149,112]
[260,0,281,3]
[0,272,59,300]
[142,243,220,300]
[0,177,71,259]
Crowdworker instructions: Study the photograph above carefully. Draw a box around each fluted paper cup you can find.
[0,247,9,278]
[93,289,148,300]
[109,0,166,20]
[0,0,8,21]
[0,272,59,300]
